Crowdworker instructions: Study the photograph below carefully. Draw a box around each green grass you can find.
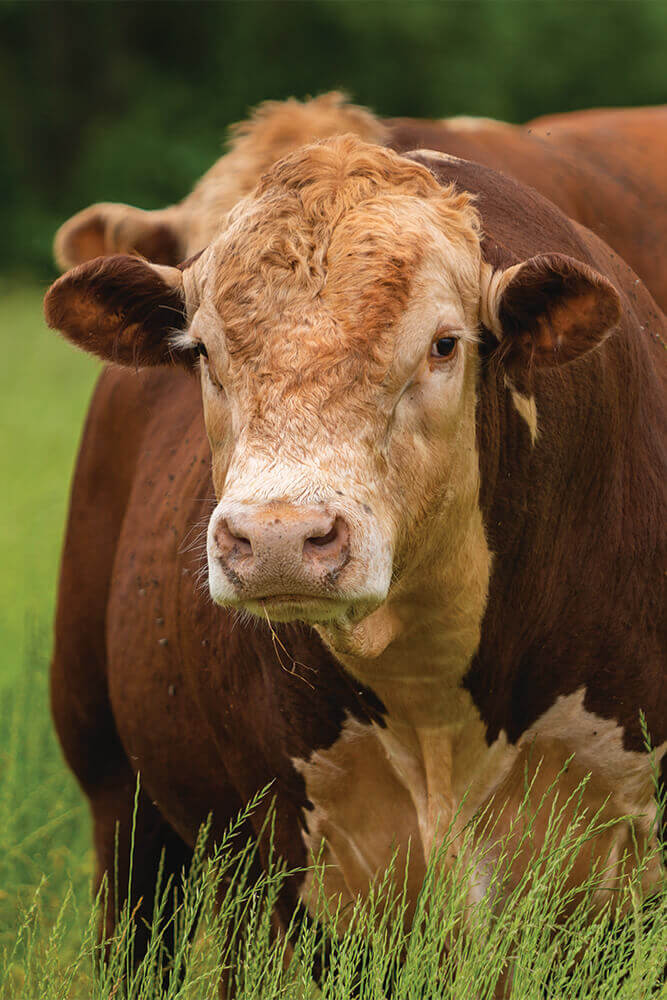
[0,280,99,685]
[0,285,664,998]
[0,282,98,993]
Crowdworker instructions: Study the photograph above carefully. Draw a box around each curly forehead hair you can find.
[248,133,480,238]
[212,136,483,376]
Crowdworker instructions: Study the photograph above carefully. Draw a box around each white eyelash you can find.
[170,328,198,352]
[458,325,481,346]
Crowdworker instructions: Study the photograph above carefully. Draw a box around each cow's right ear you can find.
[44,254,194,368]
[480,253,621,371]
[54,202,185,271]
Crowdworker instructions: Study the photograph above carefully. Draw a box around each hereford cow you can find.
[54,93,667,310]
[46,137,666,983]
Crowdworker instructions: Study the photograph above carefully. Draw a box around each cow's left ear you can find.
[481,253,621,369]
[44,254,192,368]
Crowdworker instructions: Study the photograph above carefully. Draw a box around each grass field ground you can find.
[0,282,98,993]
[0,284,664,998]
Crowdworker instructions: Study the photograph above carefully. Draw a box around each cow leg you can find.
[88,765,194,967]
[53,661,194,970]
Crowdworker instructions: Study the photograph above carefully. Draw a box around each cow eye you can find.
[430,336,458,359]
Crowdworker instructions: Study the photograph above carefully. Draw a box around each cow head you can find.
[45,138,620,660]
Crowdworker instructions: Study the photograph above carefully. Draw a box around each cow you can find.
[53,92,667,311]
[45,136,666,987]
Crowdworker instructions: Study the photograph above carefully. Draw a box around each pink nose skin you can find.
[211,504,351,596]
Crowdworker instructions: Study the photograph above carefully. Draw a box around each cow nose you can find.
[211,505,350,589]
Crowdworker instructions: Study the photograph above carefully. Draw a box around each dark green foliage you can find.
[1,0,666,277]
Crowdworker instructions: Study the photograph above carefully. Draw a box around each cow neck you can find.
[315,500,496,862]
[322,498,492,732]
[471,300,666,750]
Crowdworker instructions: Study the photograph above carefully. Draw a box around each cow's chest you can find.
[291,690,664,921]
[293,718,425,921]
[291,706,508,923]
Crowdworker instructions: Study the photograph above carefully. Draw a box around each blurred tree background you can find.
[1,0,665,279]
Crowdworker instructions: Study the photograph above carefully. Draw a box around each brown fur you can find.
[388,107,667,310]
[45,255,187,367]
[496,253,621,370]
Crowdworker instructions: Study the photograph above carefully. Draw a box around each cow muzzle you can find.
[207,501,364,622]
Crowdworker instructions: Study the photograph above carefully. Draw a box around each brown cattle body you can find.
[47,140,666,986]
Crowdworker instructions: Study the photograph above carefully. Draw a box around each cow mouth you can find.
[246,594,350,624]
[235,592,386,627]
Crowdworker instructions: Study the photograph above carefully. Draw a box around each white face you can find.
[184,198,483,656]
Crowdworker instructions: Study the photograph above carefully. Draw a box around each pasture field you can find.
[0,282,98,684]
[0,284,664,998]
[0,282,97,993]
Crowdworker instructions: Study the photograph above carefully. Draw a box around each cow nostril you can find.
[303,517,349,563]
[214,519,253,558]
[307,524,339,548]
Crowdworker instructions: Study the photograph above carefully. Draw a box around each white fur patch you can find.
[169,329,197,352]
[292,715,425,928]
[293,686,664,921]
[442,115,511,132]
[504,375,538,443]
[527,686,665,811]
[407,148,465,166]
